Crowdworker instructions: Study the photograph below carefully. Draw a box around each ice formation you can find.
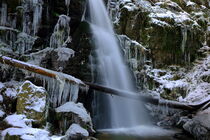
[65,0,71,15]
[54,47,75,61]
[15,32,37,54]
[33,72,81,107]
[22,0,43,36]
[50,15,71,48]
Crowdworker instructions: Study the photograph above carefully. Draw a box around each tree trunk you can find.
[0,55,209,111]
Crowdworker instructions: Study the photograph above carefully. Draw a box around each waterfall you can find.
[88,0,149,129]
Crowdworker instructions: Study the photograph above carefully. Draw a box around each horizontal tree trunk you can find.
[0,55,209,111]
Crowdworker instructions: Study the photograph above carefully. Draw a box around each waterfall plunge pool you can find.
[95,125,192,140]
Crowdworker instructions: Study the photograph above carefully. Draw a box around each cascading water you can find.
[88,0,149,129]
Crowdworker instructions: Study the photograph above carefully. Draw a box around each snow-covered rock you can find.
[65,123,89,139]
[56,102,92,124]
[55,102,94,134]
[4,88,18,98]
[4,114,32,128]
[1,127,50,140]
[17,81,47,127]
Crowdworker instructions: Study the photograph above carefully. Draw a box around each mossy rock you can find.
[16,81,47,127]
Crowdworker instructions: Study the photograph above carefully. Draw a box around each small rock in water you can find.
[65,123,89,140]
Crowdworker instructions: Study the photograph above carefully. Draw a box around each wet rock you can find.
[16,81,47,127]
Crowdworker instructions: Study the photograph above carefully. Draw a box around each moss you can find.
[16,81,47,128]
[4,134,20,140]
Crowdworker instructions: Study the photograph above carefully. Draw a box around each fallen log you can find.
[0,55,209,111]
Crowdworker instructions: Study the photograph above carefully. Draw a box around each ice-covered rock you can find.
[55,102,94,134]
[183,119,210,139]
[1,127,50,140]
[65,123,89,139]
[194,107,210,130]
[16,81,47,127]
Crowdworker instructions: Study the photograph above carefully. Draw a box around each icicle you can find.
[181,27,187,53]
[0,2,7,26]
[15,32,37,54]
[50,15,71,48]
[32,0,43,36]
[22,0,43,35]
[65,0,71,15]
[31,72,80,107]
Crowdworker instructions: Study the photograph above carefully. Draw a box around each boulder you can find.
[65,123,89,140]
[55,102,94,134]
[194,107,210,130]
[16,81,48,127]
[3,114,32,128]
[183,119,210,140]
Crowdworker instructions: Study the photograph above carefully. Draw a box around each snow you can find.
[150,18,171,27]
[25,95,46,112]
[51,135,66,140]
[18,81,46,112]
[54,47,75,61]
[0,110,5,117]
[123,3,138,11]
[164,80,188,90]
[19,81,46,95]
[66,123,89,137]
[186,1,196,6]
[0,82,5,89]
[183,83,210,103]
[55,102,91,123]
[4,114,32,128]
[4,88,18,98]
[2,127,50,140]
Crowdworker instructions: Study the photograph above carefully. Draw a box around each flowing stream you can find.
[88,0,149,129]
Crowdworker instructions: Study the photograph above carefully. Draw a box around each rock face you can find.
[16,81,47,127]
[116,0,209,67]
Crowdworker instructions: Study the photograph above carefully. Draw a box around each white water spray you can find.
[88,0,149,129]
